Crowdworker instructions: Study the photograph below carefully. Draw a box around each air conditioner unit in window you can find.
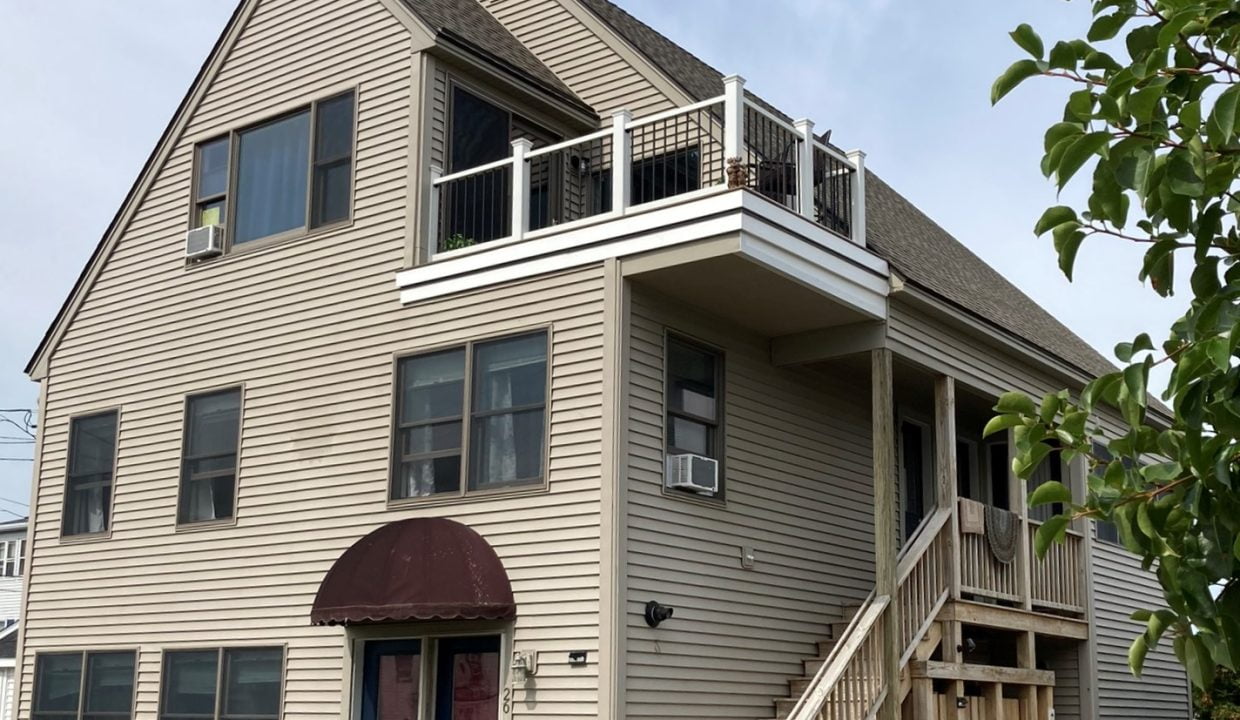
[185,225,224,260]
[665,453,719,494]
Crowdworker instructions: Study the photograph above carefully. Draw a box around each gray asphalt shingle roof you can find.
[402,0,585,107]
[577,0,1117,381]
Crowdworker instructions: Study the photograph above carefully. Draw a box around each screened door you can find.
[361,640,422,720]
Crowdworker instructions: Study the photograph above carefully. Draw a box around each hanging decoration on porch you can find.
[985,505,1018,564]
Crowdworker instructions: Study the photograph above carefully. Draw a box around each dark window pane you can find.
[186,390,241,458]
[35,654,82,715]
[376,653,420,720]
[669,416,711,457]
[901,422,926,539]
[400,349,465,423]
[234,111,310,244]
[222,648,282,720]
[473,334,547,412]
[197,138,230,199]
[311,160,351,227]
[470,408,544,490]
[956,440,972,500]
[65,412,117,536]
[403,422,462,456]
[84,652,136,717]
[180,475,236,524]
[162,651,218,718]
[989,443,1010,510]
[69,413,118,475]
[435,636,500,720]
[1097,520,1121,545]
[450,87,510,171]
[667,339,717,420]
[315,93,354,162]
[396,455,461,499]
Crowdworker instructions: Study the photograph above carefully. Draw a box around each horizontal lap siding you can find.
[480,0,676,117]
[1093,542,1188,719]
[23,0,605,718]
[624,290,875,719]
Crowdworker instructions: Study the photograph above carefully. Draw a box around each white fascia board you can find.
[397,190,891,315]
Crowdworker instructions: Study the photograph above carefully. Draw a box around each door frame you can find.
[343,622,514,720]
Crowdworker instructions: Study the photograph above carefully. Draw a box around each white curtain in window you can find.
[188,480,218,523]
[72,486,106,534]
[482,376,518,485]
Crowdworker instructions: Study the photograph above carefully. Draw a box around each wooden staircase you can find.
[769,504,1072,720]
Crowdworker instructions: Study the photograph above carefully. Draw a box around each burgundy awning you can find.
[310,517,515,626]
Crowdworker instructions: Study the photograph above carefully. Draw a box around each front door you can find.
[360,636,502,720]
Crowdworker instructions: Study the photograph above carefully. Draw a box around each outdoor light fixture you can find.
[644,600,674,627]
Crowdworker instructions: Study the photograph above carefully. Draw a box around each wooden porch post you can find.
[935,377,966,717]
[1008,431,1033,610]
[873,349,899,720]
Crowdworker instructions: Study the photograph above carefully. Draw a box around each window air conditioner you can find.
[185,225,224,260]
[664,453,719,494]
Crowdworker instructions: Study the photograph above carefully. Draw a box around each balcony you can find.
[396,77,889,335]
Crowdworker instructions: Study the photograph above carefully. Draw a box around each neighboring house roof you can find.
[576,0,1118,381]
[403,0,594,115]
[0,519,27,535]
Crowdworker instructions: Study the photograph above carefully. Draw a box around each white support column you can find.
[723,74,746,171]
[611,109,632,216]
[846,148,867,247]
[427,165,442,259]
[511,138,533,243]
[794,118,815,220]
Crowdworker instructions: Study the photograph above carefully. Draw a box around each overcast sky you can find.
[0,0,1187,508]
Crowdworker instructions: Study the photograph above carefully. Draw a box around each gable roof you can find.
[403,0,593,114]
[576,0,1117,382]
[25,0,590,377]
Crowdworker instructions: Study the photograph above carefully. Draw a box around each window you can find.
[33,651,137,720]
[0,538,23,577]
[64,411,118,537]
[665,336,721,460]
[161,648,283,720]
[179,388,242,525]
[191,91,355,249]
[1028,447,1065,523]
[393,331,548,501]
[360,636,499,720]
[899,420,930,539]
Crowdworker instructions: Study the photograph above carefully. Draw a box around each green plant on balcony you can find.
[441,233,476,252]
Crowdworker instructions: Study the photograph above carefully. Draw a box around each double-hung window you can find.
[0,538,22,577]
[665,335,723,495]
[63,411,119,537]
[192,90,355,250]
[179,388,242,525]
[33,651,137,720]
[160,648,284,720]
[392,331,548,500]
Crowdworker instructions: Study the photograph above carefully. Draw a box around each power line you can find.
[0,459,32,462]
[0,498,28,508]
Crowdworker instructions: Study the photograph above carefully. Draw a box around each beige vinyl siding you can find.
[623,288,875,719]
[20,1,605,719]
[1093,541,1188,719]
[480,0,677,118]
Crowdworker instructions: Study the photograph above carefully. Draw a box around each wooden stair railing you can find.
[787,508,954,720]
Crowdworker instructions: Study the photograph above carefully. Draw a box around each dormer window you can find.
[191,90,355,252]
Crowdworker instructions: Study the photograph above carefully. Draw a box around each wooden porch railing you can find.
[1029,521,1085,614]
[787,509,953,720]
[957,500,1022,605]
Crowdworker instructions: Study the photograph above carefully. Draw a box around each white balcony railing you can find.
[428,76,865,257]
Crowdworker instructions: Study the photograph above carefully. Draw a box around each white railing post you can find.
[846,149,866,246]
[723,74,746,183]
[511,138,533,242]
[793,119,815,219]
[428,165,442,258]
[611,109,632,216]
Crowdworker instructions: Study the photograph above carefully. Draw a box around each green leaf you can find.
[1057,132,1112,191]
[1130,633,1150,676]
[1030,480,1073,507]
[983,414,1025,438]
[1067,90,1094,121]
[1010,23,1044,59]
[1035,515,1071,557]
[992,59,1044,105]
[1048,41,1077,70]
[1053,224,1086,281]
[1187,635,1214,690]
[1034,206,1078,236]
[1167,151,1205,197]
[1128,84,1166,123]
[1088,11,1129,41]
[995,391,1037,416]
[1210,84,1240,145]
